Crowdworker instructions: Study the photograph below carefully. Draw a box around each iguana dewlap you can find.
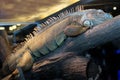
[1,9,113,76]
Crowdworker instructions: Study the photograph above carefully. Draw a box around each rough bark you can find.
[30,15,120,80]
[0,30,11,79]
[32,15,120,66]
[0,30,11,65]
[62,15,120,53]
[2,15,120,80]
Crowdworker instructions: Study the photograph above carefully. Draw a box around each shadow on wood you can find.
[30,15,120,80]
[2,15,120,80]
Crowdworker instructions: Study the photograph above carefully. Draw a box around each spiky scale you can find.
[46,40,58,51]
[55,33,66,46]
[32,50,41,58]
[1,9,113,77]
[38,46,50,55]
[28,34,50,55]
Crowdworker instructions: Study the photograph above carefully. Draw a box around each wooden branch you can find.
[32,15,120,60]
[0,31,12,79]
[34,15,120,63]
[2,15,120,80]
[61,15,120,53]
[30,15,120,80]
[32,52,100,80]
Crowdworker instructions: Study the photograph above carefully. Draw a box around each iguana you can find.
[1,9,113,78]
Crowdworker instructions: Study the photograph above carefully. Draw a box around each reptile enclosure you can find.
[0,0,120,80]
[0,15,120,80]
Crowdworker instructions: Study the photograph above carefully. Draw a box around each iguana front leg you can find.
[64,21,91,37]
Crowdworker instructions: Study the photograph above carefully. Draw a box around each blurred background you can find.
[0,0,119,22]
[0,0,120,80]
[0,0,79,22]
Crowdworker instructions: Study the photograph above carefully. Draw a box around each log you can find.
[0,30,10,46]
[0,30,11,62]
[0,36,11,67]
[30,15,120,80]
[62,15,120,53]
[0,30,11,78]
[33,15,120,59]
[2,15,120,80]
[32,52,100,80]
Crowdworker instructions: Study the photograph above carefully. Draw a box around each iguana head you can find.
[80,9,113,28]
[64,9,113,37]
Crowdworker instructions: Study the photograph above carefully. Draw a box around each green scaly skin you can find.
[1,9,113,77]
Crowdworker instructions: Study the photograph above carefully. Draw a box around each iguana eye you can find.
[83,20,93,28]
[84,20,90,26]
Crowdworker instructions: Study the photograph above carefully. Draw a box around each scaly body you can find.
[1,9,113,77]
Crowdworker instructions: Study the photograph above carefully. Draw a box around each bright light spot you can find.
[0,27,5,30]
[16,24,21,26]
[12,25,17,29]
[9,27,13,31]
[9,25,17,31]
[113,7,117,10]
